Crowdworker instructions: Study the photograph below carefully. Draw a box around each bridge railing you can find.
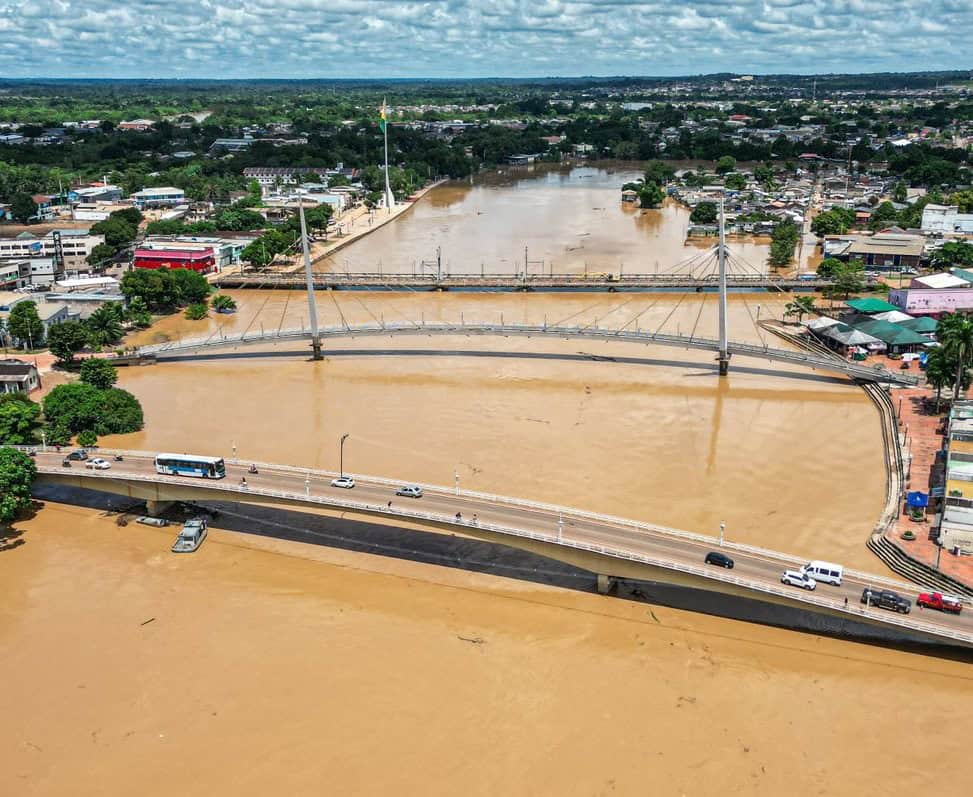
[29,447,930,596]
[34,462,972,644]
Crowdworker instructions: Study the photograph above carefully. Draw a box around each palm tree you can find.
[211,294,237,313]
[784,296,816,324]
[937,313,973,401]
[86,304,124,346]
[925,348,954,412]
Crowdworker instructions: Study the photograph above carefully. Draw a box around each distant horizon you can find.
[4,0,972,81]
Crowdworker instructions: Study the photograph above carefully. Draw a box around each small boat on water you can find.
[136,516,169,527]
[171,518,208,553]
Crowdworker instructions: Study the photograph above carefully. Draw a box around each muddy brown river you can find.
[4,164,967,795]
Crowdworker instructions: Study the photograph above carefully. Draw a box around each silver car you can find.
[781,569,816,591]
[395,485,423,498]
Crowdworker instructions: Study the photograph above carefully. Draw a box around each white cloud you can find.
[0,0,969,77]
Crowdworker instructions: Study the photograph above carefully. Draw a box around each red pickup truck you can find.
[916,592,964,614]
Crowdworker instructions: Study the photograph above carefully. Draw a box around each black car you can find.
[861,588,911,614]
[704,551,734,569]
[64,449,88,461]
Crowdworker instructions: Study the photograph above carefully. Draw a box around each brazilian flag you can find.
[379,100,387,133]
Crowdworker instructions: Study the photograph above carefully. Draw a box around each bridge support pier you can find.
[718,354,730,376]
[596,574,617,595]
[145,499,174,517]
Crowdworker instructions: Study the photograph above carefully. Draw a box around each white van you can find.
[801,561,843,586]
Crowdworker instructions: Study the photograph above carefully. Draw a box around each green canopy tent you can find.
[845,297,899,314]
[851,318,932,352]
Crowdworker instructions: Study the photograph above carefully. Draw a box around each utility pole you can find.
[717,195,730,376]
[339,433,349,478]
[298,194,322,361]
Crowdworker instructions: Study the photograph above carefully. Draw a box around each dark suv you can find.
[704,551,734,569]
[861,588,911,614]
[64,449,88,461]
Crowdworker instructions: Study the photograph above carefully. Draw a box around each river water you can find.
[5,164,965,795]
[316,163,820,276]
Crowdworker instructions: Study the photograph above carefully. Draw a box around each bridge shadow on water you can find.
[33,483,971,661]
[156,347,852,387]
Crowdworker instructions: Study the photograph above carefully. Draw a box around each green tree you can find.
[184,302,208,320]
[768,219,800,267]
[46,320,90,363]
[42,383,143,436]
[869,201,899,230]
[638,182,665,209]
[171,268,212,304]
[828,259,866,299]
[930,241,973,271]
[753,163,775,186]
[893,181,908,203]
[125,296,152,328]
[0,446,36,522]
[9,192,38,224]
[724,172,746,191]
[79,358,118,390]
[816,257,845,279]
[211,294,237,313]
[90,216,137,251]
[811,207,855,236]
[85,303,125,346]
[784,296,816,323]
[925,348,955,412]
[690,201,718,224]
[76,429,98,448]
[938,313,973,401]
[715,155,737,175]
[86,242,117,269]
[121,268,177,311]
[644,160,675,185]
[7,301,43,349]
[0,394,40,445]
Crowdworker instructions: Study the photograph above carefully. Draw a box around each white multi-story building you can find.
[921,204,973,235]
[0,229,105,271]
[130,186,186,208]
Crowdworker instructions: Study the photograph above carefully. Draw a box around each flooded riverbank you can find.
[1,503,970,796]
[314,163,820,276]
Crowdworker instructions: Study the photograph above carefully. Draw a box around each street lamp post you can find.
[557,511,564,542]
[339,433,349,478]
[232,440,237,464]
[305,473,311,497]
[454,469,459,496]
[719,521,726,547]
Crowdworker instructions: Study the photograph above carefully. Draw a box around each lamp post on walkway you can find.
[719,521,726,547]
[558,511,564,542]
[454,469,459,496]
[339,433,349,478]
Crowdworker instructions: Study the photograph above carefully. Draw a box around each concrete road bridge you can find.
[125,321,919,385]
[33,449,972,650]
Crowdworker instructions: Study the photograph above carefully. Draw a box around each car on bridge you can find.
[85,458,111,470]
[395,485,423,498]
[64,449,88,462]
[704,551,734,569]
[916,592,963,614]
[330,476,355,489]
[781,570,816,590]
[861,588,911,614]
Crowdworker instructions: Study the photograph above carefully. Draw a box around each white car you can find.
[330,476,355,489]
[85,458,111,470]
[395,485,423,498]
[781,569,816,590]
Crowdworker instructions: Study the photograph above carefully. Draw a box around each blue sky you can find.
[1,0,971,78]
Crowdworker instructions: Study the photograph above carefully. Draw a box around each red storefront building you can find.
[132,248,215,273]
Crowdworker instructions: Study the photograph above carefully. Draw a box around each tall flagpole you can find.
[382,99,394,214]
[717,195,729,376]
[298,191,322,361]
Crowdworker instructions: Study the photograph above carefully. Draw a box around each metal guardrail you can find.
[34,461,973,644]
[127,322,917,385]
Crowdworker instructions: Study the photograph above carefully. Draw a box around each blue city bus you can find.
[154,453,226,479]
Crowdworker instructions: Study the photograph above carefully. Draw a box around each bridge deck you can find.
[31,449,972,648]
[132,322,919,385]
[213,272,832,292]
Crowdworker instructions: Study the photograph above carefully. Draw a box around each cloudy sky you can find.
[1,0,971,78]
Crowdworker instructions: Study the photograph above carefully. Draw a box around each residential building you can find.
[0,260,24,289]
[837,232,925,270]
[210,138,254,153]
[19,257,58,286]
[939,407,973,554]
[0,360,40,394]
[0,229,104,271]
[118,119,155,131]
[132,247,215,273]
[31,195,56,222]
[71,202,135,222]
[68,185,124,203]
[0,296,73,344]
[921,204,973,235]
[130,187,186,208]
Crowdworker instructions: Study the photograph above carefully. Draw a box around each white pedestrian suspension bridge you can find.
[128,198,918,386]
